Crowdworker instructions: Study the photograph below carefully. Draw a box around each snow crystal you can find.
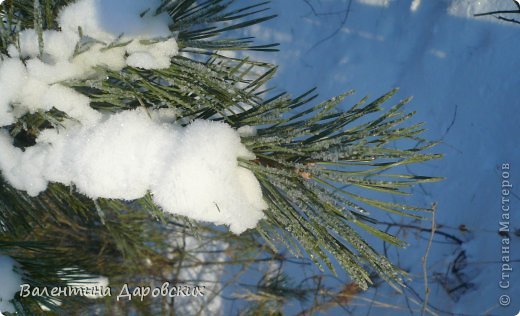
[0,0,265,233]
[0,255,22,313]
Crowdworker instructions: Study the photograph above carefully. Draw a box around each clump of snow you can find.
[0,0,266,233]
[0,109,266,234]
[0,255,22,313]
[0,0,178,127]
[126,38,179,69]
[237,125,258,137]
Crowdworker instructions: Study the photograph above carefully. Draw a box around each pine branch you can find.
[0,0,443,314]
[235,88,442,290]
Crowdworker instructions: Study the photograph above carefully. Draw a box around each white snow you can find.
[126,38,179,69]
[0,255,22,313]
[0,0,266,233]
[0,109,266,234]
[11,29,40,58]
[237,125,258,137]
[0,0,178,128]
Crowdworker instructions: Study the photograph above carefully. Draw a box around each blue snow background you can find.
[223,0,520,315]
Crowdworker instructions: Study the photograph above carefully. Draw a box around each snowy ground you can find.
[229,0,520,315]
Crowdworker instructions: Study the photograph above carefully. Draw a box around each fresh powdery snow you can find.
[0,255,22,313]
[0,0,266,234]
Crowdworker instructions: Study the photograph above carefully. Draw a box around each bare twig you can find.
[474,0,520,25]
[443,104,458,138]
[377,220,463,245]
[421,203,437,316]
[496,15,520,24]
[304,0,353,51]
[474,9,520,17]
